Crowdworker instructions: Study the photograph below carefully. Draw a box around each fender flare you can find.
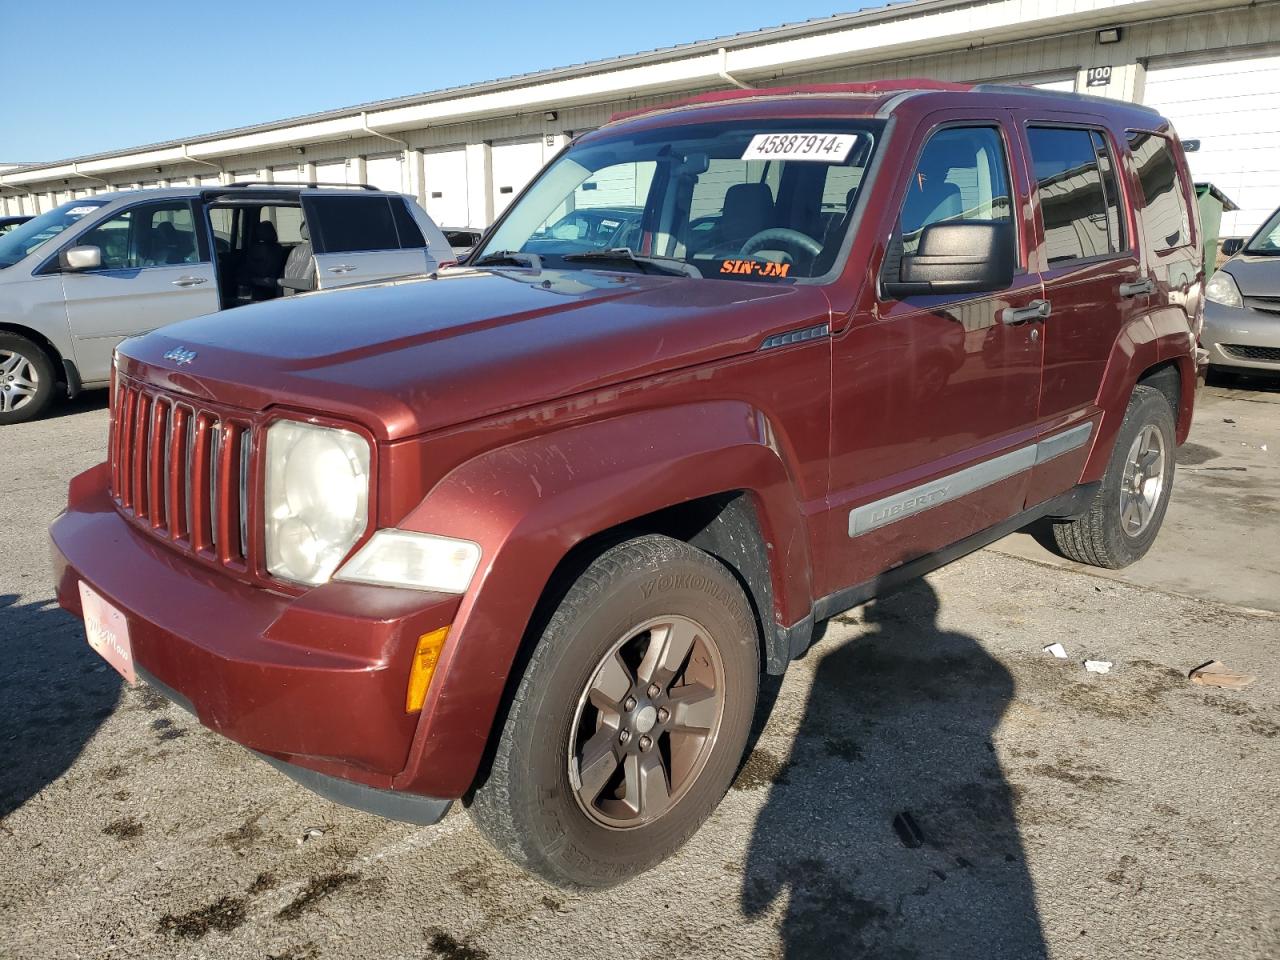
[390,400,813,796]
[1082,312,1193,482]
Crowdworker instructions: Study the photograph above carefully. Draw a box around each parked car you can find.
[1202,204,1280,375]
[523,205,643,254]
[0,214,32,236]
[0,183,452,423]
[52,81,1203,888]
[441,227,482,261]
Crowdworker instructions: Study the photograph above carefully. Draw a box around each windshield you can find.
[0,199,109,269]
[476,119,881,282]
[1245,207,1280,255]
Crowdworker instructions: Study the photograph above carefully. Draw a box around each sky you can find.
[2,1,869,163]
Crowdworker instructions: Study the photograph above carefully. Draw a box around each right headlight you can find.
[264,420,371,586]
[1205,269,1243,308]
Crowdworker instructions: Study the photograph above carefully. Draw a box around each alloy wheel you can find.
[0,350,39,413]
[1119,423,1166,536]
[568,615,726,830]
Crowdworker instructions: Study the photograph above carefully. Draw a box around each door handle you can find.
[1120,278,1155,297]
[1001,299,1051,325]
[328,264,357,274]
[171,276,208,287]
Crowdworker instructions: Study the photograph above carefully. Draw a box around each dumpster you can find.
[1195,182,1240,272]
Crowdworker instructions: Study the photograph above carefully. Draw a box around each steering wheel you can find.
[740,228,822,264]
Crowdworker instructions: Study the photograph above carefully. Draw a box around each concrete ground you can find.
[1,382,1277,960]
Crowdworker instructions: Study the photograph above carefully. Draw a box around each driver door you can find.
[823,115,1046,594]
[58,200,218,384]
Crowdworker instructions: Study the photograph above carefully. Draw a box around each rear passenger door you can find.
[1016,121,1141,506]
[303,194,436,289]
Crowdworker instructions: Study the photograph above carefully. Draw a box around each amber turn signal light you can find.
[406,627,450,713]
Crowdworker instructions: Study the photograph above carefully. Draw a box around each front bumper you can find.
[50,463,464,811]
[1202,301,1280,373]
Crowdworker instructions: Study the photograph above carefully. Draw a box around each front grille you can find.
[1243,296,1280,316]
[1222,343,1280,363]
[109,378,254,570]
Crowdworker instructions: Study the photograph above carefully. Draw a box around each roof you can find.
[604,80,1165,127]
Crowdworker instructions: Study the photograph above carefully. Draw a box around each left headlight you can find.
[1205,269,1243,308]
[265,420,371,586]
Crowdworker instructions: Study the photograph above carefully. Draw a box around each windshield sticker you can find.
[66,206,99,217]
[719,259,792,279]
[741,133,859,163]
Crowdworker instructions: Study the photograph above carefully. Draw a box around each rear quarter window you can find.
[309,196,400,253]
[1127,132,1193,252]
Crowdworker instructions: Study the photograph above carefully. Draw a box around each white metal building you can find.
[3,0,1279,239]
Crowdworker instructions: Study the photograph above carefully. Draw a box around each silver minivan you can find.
[0,183,453,423]
[1203,204,1280,377]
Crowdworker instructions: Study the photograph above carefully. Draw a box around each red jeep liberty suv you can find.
[51,81,1204,888]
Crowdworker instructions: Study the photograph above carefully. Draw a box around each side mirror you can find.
[883,221,1014,298]
[60,245,103,272]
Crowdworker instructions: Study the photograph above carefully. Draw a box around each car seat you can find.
[241,220,288,301]
[280,221,316,294]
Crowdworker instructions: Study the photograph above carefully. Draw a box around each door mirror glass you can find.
[60,245,103,272]
[884,221,1015,296]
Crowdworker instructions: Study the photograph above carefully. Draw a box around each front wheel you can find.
[0,333,56,425]
[1051,384,1176,568]
[468,534,759,888]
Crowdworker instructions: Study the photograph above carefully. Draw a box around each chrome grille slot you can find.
[209,423,222,554]
[107,378,255,574]
[239,429,251,560]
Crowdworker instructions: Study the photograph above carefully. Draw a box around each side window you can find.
[207,207,235,252]
[76,201,202,269]
[898,126,1012,255]
[308,196,399,253]
[1091,131,1126,253]
[390,200,426,249]
[1027,127,1121,265]
[1127,132,1192,252]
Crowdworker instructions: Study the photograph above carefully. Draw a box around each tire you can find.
[1051,385,1176,569]
[0,332,56,425]
[468,534,759,888]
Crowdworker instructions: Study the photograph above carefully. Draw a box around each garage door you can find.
[424,147,469,227]
[272,163,302,185]
[492,139,548,217]
[314,160,349,185]
[1144,54,1280,238]
[1033,77,1076,92]
[366,153,404,193]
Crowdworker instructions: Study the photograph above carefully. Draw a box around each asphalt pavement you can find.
[1,381,1277,960]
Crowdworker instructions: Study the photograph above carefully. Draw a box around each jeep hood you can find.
[120,268,832,440]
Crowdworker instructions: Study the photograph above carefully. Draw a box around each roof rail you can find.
[970,83,1164,117]
[609,80,971,123]
[216,181,382,191]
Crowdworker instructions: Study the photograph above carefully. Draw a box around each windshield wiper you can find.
[472,250,543,270]
[562,248,702,279]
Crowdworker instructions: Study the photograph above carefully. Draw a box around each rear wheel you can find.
[1051,385,1176,568]
[0,333,56,425]
[468,534,759,888]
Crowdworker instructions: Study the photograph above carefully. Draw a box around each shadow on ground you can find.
[0,593,120,820]
[1206,368,1280,395]
[741,580,1045,959]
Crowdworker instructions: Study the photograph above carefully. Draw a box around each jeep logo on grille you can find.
[163,346,198,366]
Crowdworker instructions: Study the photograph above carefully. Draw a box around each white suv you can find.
[0,183,453,423]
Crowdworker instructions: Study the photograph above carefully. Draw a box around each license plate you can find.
[79,581,136,685]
